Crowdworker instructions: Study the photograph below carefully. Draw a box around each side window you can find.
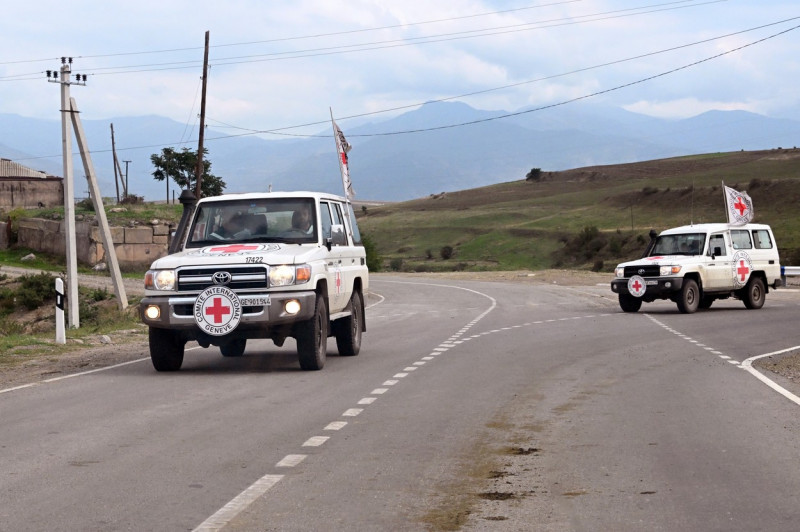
[319,202,333,240]
[348,204,363,246]
[753,230,773,249]
[731,230,752,250]
[329,203,345,246]
[708,234,726,256]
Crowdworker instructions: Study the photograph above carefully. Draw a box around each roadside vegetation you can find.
[0,269,142,364]
[358,149,800,272]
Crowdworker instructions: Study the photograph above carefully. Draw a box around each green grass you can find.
[359,149,800,272]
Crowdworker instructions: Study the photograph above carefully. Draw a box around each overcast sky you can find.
[2,0,799,140]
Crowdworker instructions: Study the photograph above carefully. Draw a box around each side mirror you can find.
[326,224,347,250]
[712,246,722,259]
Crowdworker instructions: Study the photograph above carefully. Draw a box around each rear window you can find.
[731,230,753,250]
[753,230,773,249]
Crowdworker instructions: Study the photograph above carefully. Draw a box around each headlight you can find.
[145,269,176,291]
[615,266,625,278]
[269,265,295,286]
[659,265,682,276]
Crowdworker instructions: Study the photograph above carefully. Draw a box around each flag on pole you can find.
[724,185,753,226]
[331,117,354,200]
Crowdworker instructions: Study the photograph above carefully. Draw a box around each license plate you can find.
[243,296,271,306]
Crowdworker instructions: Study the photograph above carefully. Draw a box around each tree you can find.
[525,167,542,182]
[150,147,226,198]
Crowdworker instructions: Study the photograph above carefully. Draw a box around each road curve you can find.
[0,275,799,531]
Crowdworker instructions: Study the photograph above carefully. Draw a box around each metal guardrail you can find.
[783,266,800,277]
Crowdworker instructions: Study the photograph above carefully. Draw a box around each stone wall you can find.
[0,178,64,210]
[15,218,171,270]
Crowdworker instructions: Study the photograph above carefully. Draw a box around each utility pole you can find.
[194,30,210,199]
[123,160,131,197]
[47,57,85,329]
[110,124,120,203]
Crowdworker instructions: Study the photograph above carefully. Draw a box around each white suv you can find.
[611,223,781,313]
[140,191,368,371]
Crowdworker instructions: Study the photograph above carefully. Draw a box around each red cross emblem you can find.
[627,275,646,297]
[209,244,260,254]
[737,260,750,282]
[733,197,748,216]
[205,297,231,324]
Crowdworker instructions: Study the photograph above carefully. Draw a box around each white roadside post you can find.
[55,278,66,344]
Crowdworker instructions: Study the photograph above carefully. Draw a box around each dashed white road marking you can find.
[645,314,800,406]
[193,474,284,532]
[302,436,329,447]
[276,455,306,468]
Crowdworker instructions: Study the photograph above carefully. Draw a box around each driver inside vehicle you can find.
[290,205,313,234]
[213,211,251,240]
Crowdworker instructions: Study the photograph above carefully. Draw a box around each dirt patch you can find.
[0,327,149,391]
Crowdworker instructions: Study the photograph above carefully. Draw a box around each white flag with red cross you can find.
[331,117,354,200]
[724,185,753,226]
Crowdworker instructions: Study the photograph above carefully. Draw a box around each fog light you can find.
[284,299,301,315]
[664,282,671,288]
[144,305,161,320]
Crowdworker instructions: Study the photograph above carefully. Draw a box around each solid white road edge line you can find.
[742,346,800,407]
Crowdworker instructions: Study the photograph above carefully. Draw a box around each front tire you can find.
[619,294,642,313]
[149,327,185,372]
[676,279,700,314]
[335,290,363,356]
[296,293,328,370]
[743,277,766,309]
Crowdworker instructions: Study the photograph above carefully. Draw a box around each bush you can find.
[389,258,404,271]
[361,234,381,272]
[17,272,57,310]
[440,245,454,260]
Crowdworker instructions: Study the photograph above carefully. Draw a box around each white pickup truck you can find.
[611,223,781,313]
[139,191,368,371]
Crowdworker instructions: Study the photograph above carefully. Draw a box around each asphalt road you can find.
[1,276,800,531]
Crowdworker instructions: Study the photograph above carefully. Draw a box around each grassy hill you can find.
[356,148,800,272]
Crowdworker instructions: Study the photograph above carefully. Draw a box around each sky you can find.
[1,0,799,141]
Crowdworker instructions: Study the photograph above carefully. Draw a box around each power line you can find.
[200,17,800,138]
[0,0,724,79]
[11,14,797,170]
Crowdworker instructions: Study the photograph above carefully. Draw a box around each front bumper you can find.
[139,290,317,330]
[610,277,684,298]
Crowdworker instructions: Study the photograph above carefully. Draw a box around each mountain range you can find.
[1,101,798,201]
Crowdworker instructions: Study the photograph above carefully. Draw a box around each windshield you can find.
[186,198,317,248]
[651,233,705,256]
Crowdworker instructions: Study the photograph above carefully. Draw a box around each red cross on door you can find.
[737,260,750,282]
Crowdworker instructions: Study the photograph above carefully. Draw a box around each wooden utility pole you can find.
[110,123,120,203]
[194,30,210,199]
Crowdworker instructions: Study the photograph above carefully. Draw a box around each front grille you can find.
[623,265,661,278]
[176,266,268,292]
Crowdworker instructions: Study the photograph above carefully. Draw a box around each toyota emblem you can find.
[638,268,646,275]
[212,271,232,285]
